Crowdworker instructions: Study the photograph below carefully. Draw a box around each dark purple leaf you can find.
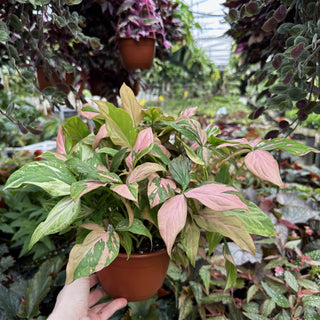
[291,43,305,59]
[274,5,287,22]
[261,17,278,32]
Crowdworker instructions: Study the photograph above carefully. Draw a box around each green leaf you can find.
[63,116,90,151]
[190,281,203,305]
[168,156,191,191]
[304,306,320,320]
[242,313,269,320]
[247,284,260,302]
[110,147,128,172]
[29,197,80,249]
[194,211,255,255]
[180,218,200,266]
[261,282,290,308]
[222,201,276,236]
[302,295,320,308]
[178,297,193,320]
[95,100,137,148]
[4,161,76,196]
[224,243,237,290]
[201,293,233,304]
[116,219,152,242]
[120,83,145,128]
[261,299,276,317]
[284,271,299,292]
[206,232,223,255]
[199,266,210,293]
[298,279,320,291]
[20,257,65,318]
[0,284,21,320]
[98,147,118,156]
[288,87,308,101]
[258,138,320,156]
[66,224,120,284]
[0,21,10,42]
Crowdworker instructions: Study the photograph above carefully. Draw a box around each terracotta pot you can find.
[37,66,74,93]
[118,38,155,70]
[97,249,170,302]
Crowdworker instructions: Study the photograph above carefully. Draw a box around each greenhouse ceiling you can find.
[184,0,233,70]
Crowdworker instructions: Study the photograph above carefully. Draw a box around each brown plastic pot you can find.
[97,249,170,302]
[118,38,155,70]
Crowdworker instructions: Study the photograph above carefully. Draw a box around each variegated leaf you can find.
[158,194,187,256]
[97,171,122,183]
[95,100,137,149]
[120,83,145,127]
[148,173,176,208]
[221,201,276,237]
[71,179,107,201]
[258,137,320,156]
[185,184,248,211]
[245,150,284,188]
[80,103,100,119]
[4,161,76,196]
[66,225,120,284]
[116,219,152,242]
[56,125,66,154]
[29,196,80,249]
[194,211,255,255]
[93,124,109,149]
[127,162,166,184]
[181,218,200,266]
[125,128,154,171]
[111,183,138,202]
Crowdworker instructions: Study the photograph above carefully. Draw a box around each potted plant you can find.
[5,84,319,301]
[116,0,171,70]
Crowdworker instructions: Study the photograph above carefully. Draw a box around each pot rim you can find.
[117,248,168,259]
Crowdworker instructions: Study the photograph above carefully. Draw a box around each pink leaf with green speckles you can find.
[148,173,176,207]
[245,150,284,188]
[185,184,248,211]
[66,224,119,284]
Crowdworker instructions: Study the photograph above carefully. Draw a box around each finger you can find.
[97,298,127,319]
[89,287,106,307]
[89,274,99,288]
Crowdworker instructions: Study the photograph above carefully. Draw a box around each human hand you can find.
[48,274,127,320]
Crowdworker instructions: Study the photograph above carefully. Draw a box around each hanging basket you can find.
[118,38,155,70]
[97,248,169,302]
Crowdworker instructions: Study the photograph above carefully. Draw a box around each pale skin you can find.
[48,274,127,320]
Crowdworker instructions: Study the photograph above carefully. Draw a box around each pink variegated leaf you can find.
[217,138,262,149]
[158,194,187,256]
[148,173,176,207]
[93,125,109,149]
[245,150,284,188]
[71,179,107,201]
[125,128,154,171]
[66,224,120,284]
[56,125,66,154]
[127,162,166,184]
[111,183,138,202]
[190,119,207,145]
[79,103,100,120]
[185,184,248,211]
[183,107,198,117]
